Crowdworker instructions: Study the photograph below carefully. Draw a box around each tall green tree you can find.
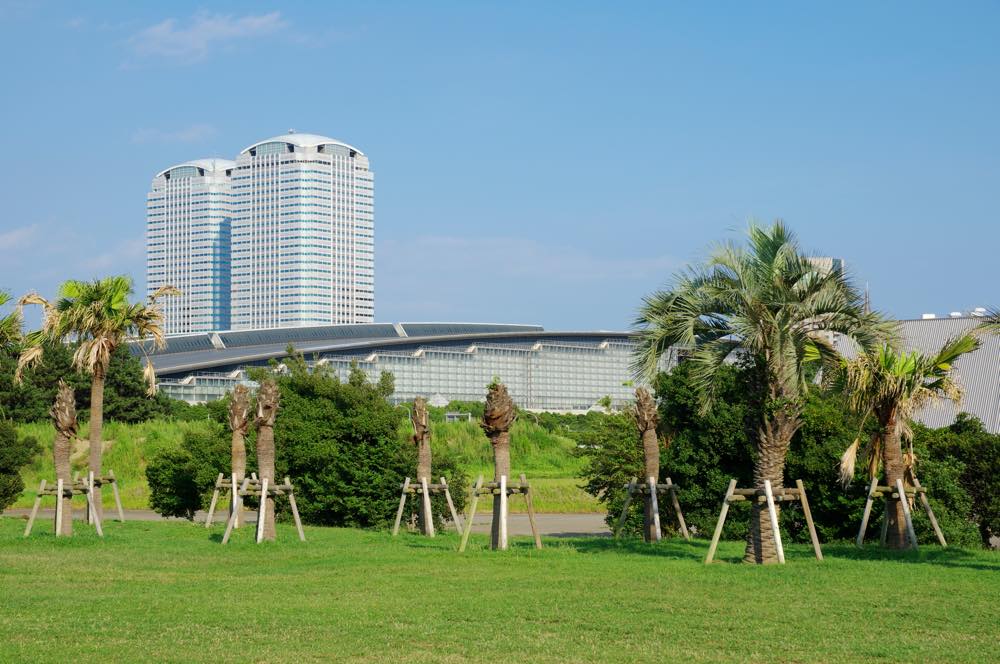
[17,276,176,515]
[836,334,980,548]
[633,222,891,563]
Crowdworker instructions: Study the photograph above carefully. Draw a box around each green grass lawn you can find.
[2,517,997,663]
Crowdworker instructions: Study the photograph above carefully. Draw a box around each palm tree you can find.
[17,276,176,517]
[0,290,22,352]
[411,396,433,532]
[227,384,252,526]
[50,380,77,536]
[633,222,891,563]
[975,308,1000,336]
[631,387,660,542]
[837,335,979,548]
[481,380,516,550]
[255,379,280,542]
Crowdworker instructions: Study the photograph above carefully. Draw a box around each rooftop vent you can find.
[921,313,936,320]
[950,311,963,318]
[972,307,988,317]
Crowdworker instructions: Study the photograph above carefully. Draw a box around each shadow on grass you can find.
[557,535,706,561]
[821,543,1000,571]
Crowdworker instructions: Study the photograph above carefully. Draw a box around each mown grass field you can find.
[14,418,600,513]
[1,517,997,663]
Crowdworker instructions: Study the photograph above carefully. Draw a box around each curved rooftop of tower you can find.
[155,158,235,179]
[240,132,364,156]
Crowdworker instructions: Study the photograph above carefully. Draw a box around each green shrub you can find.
[146,423,232,519]
[0,420,38,510]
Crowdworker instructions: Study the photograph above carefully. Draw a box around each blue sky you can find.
[1,1,997,330]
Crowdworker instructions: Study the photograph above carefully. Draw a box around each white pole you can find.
[763,480,785,564]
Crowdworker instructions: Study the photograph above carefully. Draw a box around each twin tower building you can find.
[146,132,374,335]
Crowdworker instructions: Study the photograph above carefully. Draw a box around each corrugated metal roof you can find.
[836,317,1000,433]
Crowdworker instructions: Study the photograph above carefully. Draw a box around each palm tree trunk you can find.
[412,397,432,533]
[482,383,516,550]
[256,423,276,540]
[641,427,660,542]
[255,380,280,541]
[51,382,76,537]
[744,411,798,564]
[89,366,105,521]
[490,431,511,549]
[880,422,909,549]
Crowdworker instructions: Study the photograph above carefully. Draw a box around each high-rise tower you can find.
[229,132,374,330]
[146,158,234,335]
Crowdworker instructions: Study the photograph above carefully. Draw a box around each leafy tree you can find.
[633,221,891,563]
[17,277,176,515]
[836,335,980,548]
[147,423,233,520]
[914,414,1000,545]
[0,420,38,511]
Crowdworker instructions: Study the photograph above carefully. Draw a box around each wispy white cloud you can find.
[0,224,38,252]
[129,11,287,62]
[131,123,217,145]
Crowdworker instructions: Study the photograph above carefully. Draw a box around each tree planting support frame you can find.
[855,476,945,549]
[23,471,110,537]
[392,476,463,537]
[613,476,690,541]
[220,475,305,544]
[458,473,542,552]
[705,479,823,564]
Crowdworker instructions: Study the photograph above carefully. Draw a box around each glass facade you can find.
[158,335,677,412]
[146,159,234,335]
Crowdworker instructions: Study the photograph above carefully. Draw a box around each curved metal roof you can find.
[240,133,364,156]
[155,158,235,179]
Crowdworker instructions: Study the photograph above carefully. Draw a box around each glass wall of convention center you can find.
[158,338,677,412]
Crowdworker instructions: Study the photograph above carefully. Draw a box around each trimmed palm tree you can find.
[17,276,176,517]
[633,221,891,563]
[837,334,979,548]
[481,381,516,550]
[50,380,77,537]
[228,384,252,525]
[411,396,433,532]
[255,379,280,542]
[631,387,661,542]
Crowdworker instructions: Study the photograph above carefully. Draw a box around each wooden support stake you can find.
[286,477,305,542]
[666,476,690,541]
[614,477,638,539]
[55,479,64,537]
[221,507,238,545]
[459,475,484,552]
[205,472,224,528]
[498,475,508,550]
[913,477,946,547]
[796,479,822,561]
[705,479,737,564]
[521,474,542,549]
[108,469,125,522]
[856,477,878,547]
[392,477,410,536]
[87,485,104,538]
[24,480,45,537]
[896,479,918,550]
[231,473,240,529]
[763,480,784,564]
[441,477,462,532]
[648,476,661,542]
[87,471,96,525]
[255,477,268,544]
[420,477,435,537]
